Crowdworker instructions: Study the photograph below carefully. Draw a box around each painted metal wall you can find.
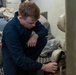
[31,0,65,44]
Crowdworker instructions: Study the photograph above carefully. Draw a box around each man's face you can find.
[19,16,37,29]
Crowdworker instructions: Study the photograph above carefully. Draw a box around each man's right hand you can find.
[41,62,58,73]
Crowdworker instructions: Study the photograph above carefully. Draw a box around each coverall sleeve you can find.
[3,29,42,71]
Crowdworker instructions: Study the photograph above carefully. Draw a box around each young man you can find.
[2,2,58,75]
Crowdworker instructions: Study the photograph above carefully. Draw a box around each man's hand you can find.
[41,62,58,73]
[27,33,38,47]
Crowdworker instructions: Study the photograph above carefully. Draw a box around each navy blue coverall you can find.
[2,12,48,75]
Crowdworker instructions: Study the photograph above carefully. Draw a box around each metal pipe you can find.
[66,0,76,74]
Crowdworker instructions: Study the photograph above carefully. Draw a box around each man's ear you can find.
[17,16,24,24]
[18,16,23,21]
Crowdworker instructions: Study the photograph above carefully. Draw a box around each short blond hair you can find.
[18,2,40,20]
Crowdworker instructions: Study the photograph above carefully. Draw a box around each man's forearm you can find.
[33,33,39,39]
[41,64,46,71]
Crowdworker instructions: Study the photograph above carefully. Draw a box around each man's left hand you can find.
[27,33,38,47]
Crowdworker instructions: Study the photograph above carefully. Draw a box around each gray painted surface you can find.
[0,18,7,31]
[66,0,76,74]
